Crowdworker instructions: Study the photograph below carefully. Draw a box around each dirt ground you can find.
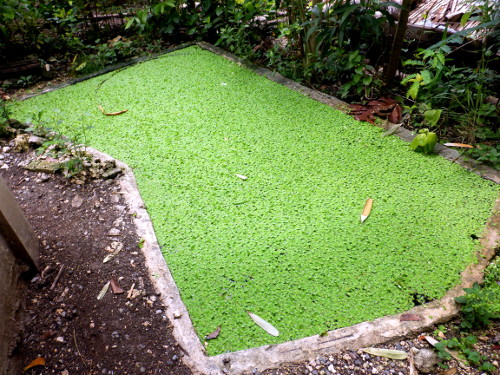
[1,137,499,375]
[1,147,192,375]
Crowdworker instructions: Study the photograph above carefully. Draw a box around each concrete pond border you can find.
[18,42,500,375]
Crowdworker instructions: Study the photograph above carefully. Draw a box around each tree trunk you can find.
[384,0,413,86]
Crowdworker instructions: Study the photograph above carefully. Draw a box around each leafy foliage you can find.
[409,128,437,154]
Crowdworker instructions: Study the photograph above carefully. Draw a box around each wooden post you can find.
[0,176,40,271]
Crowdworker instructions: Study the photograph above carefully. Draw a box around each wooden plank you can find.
[0,176,39,271]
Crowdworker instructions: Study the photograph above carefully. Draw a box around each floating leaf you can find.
[97,281,110,300]
[361,348,408,360]
[443,143,474,148]
[110,277,124,294]
[98,105,128,116]
[205,326,221,340]
[235,174,248,180]
[247,311,279,336]
[400,313,422,321]
[361,198,373,223]
[24,357,46,371]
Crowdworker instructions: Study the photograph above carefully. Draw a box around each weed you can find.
[409,128,438,154]
[455,281,499,330]
[434,335,497,373]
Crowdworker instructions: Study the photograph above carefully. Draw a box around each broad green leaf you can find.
[424,109,442,127]
[420,70,432,84]
[407,80,420,100]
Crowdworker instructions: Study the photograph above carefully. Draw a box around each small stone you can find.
[414,348,439,373]
[140,367,146,373]
[55,336,65,343]
[172,355,179,361]
[102,167,122,179]
[108,228,120,236]
[111,331,120,339]
[71,194,84,208]
[173,311,182,319]
[372,368,379,374]
[28,135,45,146]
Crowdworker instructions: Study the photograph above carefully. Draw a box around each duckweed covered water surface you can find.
[13,46,498,355]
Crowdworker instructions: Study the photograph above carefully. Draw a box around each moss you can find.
[12,46,499,355]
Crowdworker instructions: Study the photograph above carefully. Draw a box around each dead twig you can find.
[409,350,417,375]
[73,328,92,370]
[50,264,65,290]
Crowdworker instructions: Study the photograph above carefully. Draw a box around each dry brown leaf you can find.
[388,104,402,124]
[98,105,128,116]
[443,143,474,148]
[438,368,457,375]
[24,357,46,371]
[110,277,124,294]
[205,326,221,340]
[361,198,373,223]
[438,331,446,339]
[400,313,422,321]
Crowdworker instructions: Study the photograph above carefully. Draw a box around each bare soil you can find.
[1,146,192,375]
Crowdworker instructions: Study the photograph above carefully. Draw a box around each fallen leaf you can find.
[492,345,500,350]
[348,97,399,124]
[361,198,373,223]
[247,311,279,337]
[388,104,402,123]
[400,314,422,321]
[361,348,408,360]
[98,104,128,116]
[236,174,248,180]
[382,123,402,137]
[103,242,123,263]
[97,281,110,300]
[438,331,446,339]
[24,357,46,371]
[205,326,221,340]
[110,277,124,294]
[443,143,474,148]
[438,368,457,375]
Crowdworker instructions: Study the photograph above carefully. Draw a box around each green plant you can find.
[455,281,499,330]
[409,128,437,154]
[26,110,91,177]
[434,335,496,372]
